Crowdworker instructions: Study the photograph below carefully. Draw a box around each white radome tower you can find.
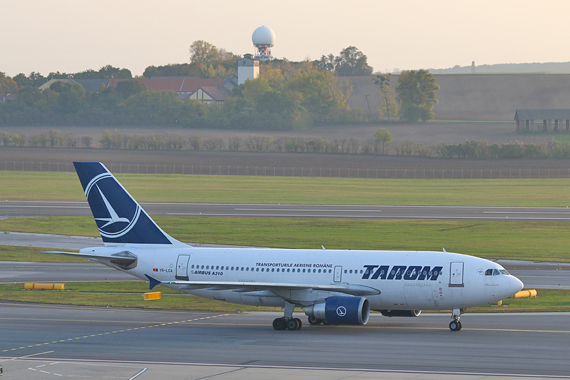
[252,25,275,61]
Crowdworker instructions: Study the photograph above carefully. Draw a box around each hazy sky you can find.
[2,0,569,77]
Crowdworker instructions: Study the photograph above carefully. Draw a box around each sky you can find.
[2,0,570,77]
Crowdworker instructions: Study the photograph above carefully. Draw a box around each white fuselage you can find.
[86,245,523,311]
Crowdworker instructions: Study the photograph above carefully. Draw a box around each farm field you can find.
[0,121,553,146]
[3,146,570,174]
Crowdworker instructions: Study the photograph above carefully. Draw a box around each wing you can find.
[145,274,380,297]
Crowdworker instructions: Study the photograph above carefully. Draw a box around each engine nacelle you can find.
[305,297,370,325]
[379,309,422,317]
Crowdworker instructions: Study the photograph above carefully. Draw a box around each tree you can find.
[189,40,222,64]
[286,67,352,122]
[97,65,132,79]
[28,72,47,87]
[0,72,17,94]
[374,128,393,154]
[116,80,147,98]
[56,84,85,113]
[12,73,30,88]
[396,69,439,123]
[316,47,373,76]
[315,54,336,71]
[374,74,398,121]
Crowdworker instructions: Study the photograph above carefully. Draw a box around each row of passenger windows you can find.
[191,264,332,274]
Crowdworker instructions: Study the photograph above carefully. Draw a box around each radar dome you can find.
[252,26,275,46]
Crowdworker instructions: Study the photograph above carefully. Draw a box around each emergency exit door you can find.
[176,255,191,281]
[333,266,343,282]
[449,262,464,287]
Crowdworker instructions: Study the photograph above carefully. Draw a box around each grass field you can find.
[3,171,570,206]
[1,217,570,262]
[0,282,562,313]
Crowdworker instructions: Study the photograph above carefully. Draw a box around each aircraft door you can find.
[176,255,191,281]
[449,262,464,287]
[334,266,342,282]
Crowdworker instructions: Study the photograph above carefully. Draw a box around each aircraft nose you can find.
[510,275,524,295]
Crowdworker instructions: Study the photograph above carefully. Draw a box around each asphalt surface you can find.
[1,305,570,379]
[4,201,570,220]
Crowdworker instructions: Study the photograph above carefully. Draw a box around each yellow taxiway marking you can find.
[0,350,54,363]
[1,314,231,354]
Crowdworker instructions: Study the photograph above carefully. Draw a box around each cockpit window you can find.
[485,268,506,276]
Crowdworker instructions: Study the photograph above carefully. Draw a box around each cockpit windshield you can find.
[485,268,510,276]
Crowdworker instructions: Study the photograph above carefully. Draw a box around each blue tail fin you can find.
[74,162,184,246]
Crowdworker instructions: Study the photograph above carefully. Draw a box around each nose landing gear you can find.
[449,308,464,331]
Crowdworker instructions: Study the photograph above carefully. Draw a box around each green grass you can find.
[0,282,278,312]
[3,171,570,206]
[0,282,562,313]
[2,217,570,262]
[0,244,86,262]
[554,135,570,142]
[469,289,570,313]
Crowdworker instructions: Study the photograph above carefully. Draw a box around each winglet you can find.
[145,274,162,290]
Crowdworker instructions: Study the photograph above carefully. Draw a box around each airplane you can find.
[49,162,524,332]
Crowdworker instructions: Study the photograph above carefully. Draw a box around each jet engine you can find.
[305,297,370,325]
[379,310,421,317]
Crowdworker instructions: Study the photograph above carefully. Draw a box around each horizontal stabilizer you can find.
[46,250,137,270]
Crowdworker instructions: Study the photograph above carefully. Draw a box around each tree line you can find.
[0,64,361,129]
[0,41,440,128]
[2,129,570,159]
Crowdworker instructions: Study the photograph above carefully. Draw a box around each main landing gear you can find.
[449,308,464,331]
[273,301,303,331]
[273,317,303,330]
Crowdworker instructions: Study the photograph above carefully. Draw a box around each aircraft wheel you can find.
[449,320,462,332]
[273,318,286,331]
[294,317,303,330]
[308,316,322,325]
[286,318,300,330]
